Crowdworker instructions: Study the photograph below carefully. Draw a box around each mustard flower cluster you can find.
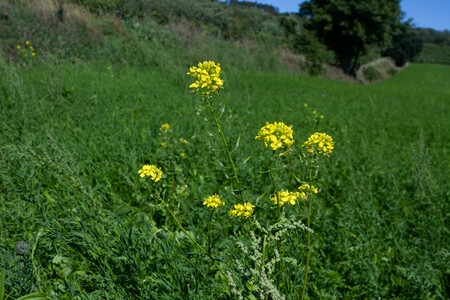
[179,138,188,144]
[271,190,303,206]
[17,41,36,58]
[160,123,170,133]
[203,194,225,210]
[313,110,324,120]
[187,61,224,95]
[255,122,294,152]
[138,165,162,182]
[304,104,323,119]
[302,132,334,156]
[229,203,255,218]
[298,184,318,194]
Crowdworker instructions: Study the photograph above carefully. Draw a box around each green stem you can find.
[205,97,245,203]
[157,194,227,278]
[269,151,280,220]
[301,166,314,300]
[261,235,267,271]
[207,209,215,255]
[269,151,282,289]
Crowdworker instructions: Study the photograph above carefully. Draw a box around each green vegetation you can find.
[417,43,450,65]
[383,20,423,67]
[362,65,382,82]
[1,53,449,299]
[413,28,450,65]
[300,0,402,75]
[415,28,450,46]
[1,1,449,299]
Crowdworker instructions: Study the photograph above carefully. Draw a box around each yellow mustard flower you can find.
[203,194,225,210]
[107,66,111,70]
[180,153,186,158]
[255,122,294,151]
[271,190,301,206]
[26,41,29,45]
[161,142,167,148]
[229,202,255,218]
[312,110,324,119]
[17,45,21,49]
[160,123,170,133]
[179,138,188,144]
[187,61,224,95]
[298,184,318,194]
[302,132,334,156]
[138,165,162,182]
[32,53,35,57]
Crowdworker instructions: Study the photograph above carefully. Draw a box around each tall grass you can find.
[1,52,448,298]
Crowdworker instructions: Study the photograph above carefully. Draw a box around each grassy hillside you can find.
[417,43,450,65]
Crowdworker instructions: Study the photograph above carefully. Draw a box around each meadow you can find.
[0,55,449,299]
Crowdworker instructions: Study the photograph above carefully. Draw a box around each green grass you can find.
[1,58,449,299]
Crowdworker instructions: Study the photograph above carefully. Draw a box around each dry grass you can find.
[23,0,59,13]
[321,63,357,83]
[280,48,306,74]
[356,58,405,84]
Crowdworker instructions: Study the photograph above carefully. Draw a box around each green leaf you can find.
[282,257,298,266]
[16,292,49,300]
[42,191,56,204]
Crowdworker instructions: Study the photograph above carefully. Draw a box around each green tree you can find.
[300,0,401,75]
[383,20,424,67]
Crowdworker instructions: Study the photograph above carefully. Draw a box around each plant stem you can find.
[269,151,280,220]
[301,166,314,300]
[157,193,227,278]
[205,97,245,203]
[261,235,267,270]
[207,209,215,255]
[269,151,282,289]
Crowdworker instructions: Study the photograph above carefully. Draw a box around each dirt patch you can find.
[321,63,358,83]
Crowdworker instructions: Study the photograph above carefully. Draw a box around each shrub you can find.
[363,66,382,82]
[292,30,327,76]
[387,67,398,76]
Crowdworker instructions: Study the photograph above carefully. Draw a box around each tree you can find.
[300,0,401,75]
[292,30,328,76]
[383,20,423,67]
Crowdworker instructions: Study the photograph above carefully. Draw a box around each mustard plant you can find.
[303,103,324,130]
[16,41,36,67]
[138,60,334,298]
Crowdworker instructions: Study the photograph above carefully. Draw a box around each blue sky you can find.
[219,0,450,31]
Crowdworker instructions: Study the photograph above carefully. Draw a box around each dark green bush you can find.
[383,21,423,67]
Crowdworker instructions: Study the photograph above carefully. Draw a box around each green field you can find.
[1,59,449,299]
